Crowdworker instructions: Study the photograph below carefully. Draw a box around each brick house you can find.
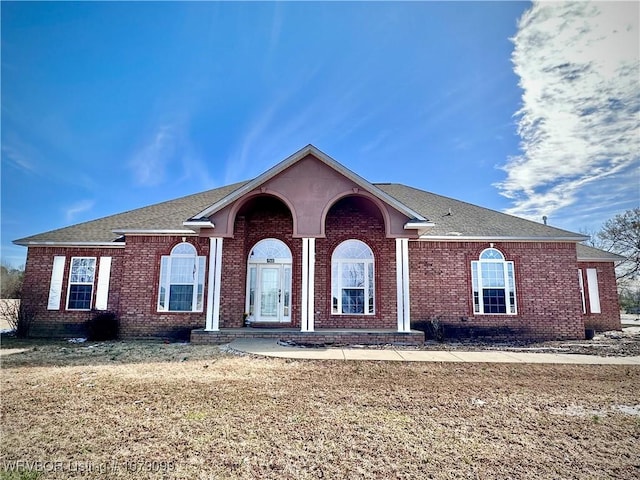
[15,145,622,343]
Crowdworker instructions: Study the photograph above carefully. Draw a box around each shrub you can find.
[86,311,119,341]
[412,316,445,342]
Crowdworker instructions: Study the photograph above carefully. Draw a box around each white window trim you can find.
[578,269,586,314]
[66,257,97,311]
[471,248,517,315]
[95,257,112,311]
[48,256,66,310]
[157,243,206,313]
[331,240,375,316]
[586,268,601,314]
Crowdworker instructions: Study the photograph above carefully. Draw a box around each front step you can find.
[191,328,425,346]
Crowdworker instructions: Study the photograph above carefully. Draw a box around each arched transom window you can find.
[331,239,375,315]
[158,242,206,312]
[471,248,517,315]
[249,238,292,263]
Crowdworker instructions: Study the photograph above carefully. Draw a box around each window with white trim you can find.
[158,243,206,312]
[471,248,517,315]
[67,257,96,310]
[331,240,375,315]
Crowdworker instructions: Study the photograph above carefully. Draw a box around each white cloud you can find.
[129,125,177,186]
[498,1,639,226]
[65,199,95,222]
[128,121,217,190]
[1,137,40,175]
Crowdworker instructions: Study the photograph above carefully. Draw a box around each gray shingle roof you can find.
[15,180,589,246]
[376,184,585,239]
[576,243,626,262]
[14,182,248,245]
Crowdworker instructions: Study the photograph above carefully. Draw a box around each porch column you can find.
[395,238,411,333]
[301,238,315,332]
[205,237,224,331]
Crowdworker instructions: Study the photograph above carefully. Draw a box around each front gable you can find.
[188,145,432,238]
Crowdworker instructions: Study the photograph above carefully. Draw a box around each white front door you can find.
[259,266,280,320]
[248,264,291,323]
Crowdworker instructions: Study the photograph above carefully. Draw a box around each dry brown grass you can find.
[1,338,639,479]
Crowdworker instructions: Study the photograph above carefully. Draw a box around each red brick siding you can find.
[117,236,209,338]
[409,241,586,340]
[314,197,397,329]
[22,214,612,341]
[578,262,621,331]
[21,246,125,337]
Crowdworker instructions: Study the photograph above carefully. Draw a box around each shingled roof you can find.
[15,179,590,246]
[376,184,586,240]
[14,181,248,245]
[575,243,626,262]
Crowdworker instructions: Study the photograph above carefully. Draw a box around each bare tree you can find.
[1,263,24,299]
[0,300,35,337]
[596,208,640,281]
[578,227,605,249]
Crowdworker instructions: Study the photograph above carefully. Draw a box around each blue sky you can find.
[2,1,638,267]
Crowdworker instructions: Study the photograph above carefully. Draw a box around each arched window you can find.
[331,240,375,315]
[249,238,292,262]
[471,248,517,314]
[158,242,206,312]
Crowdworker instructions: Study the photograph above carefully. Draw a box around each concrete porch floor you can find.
[190,327,425,346]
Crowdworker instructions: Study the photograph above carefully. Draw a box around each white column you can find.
[307,238,315,332]
[396,238,411,333]
[300,238,315,332]
[205,237,223,331]
[396,239,405,332]
[402,238,411,332]
[301,238,309,331]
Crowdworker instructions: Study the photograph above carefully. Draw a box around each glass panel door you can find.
[259,267,280,320]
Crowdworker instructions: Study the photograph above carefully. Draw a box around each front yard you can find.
[1,338,639,479]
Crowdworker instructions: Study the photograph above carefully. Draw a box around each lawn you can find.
[1,338,639,479]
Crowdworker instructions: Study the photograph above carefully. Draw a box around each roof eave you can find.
[111,229,197,235]
[577,256,626,262]
[13,240,126,248]
[417,235,589,242]
[182,220,215,229]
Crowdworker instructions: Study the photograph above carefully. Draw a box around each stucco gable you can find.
[188,145,429,225]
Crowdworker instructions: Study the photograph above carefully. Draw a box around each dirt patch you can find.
[1,339,639,479]
[0,336,227,368]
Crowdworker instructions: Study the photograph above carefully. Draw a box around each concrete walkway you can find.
[229,338,640,365]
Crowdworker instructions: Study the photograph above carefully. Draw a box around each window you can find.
[67,257,96,310]
[331,240,374,315]
[158,243,206,312]
[471,248,516,315]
